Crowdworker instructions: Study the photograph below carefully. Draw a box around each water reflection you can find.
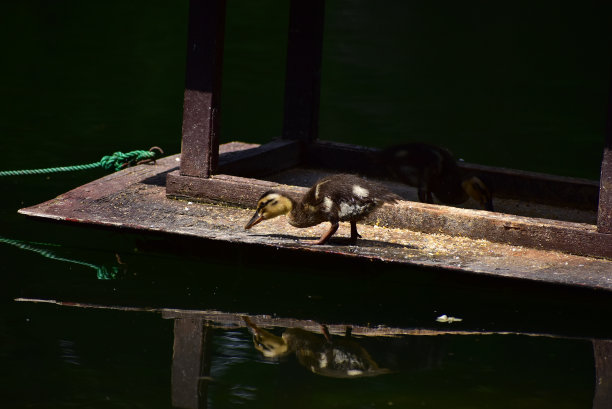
[8,298,612,409]
[156,310,609,409]
[243,316,390,378]
[0,235,123,280]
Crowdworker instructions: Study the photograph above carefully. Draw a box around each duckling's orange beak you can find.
[245,212,264,229]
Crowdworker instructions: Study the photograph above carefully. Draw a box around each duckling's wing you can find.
[315,175,399,222]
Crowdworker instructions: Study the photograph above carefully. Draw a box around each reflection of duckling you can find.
[244,174,400,245]
[243,317,390,378]
[380,143,493,211]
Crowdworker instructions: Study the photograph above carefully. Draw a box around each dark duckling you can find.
[380,143,493,211]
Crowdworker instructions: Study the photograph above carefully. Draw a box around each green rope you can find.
[0,236,121,280]
[0,148,162,177]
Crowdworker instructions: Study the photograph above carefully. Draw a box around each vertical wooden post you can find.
[171,318,213,409]
[597,72,612,233]
[180,0,226,179]
[281,0,325,142]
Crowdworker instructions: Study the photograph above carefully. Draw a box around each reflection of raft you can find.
[244,317,390,378]
[14,298,612,409]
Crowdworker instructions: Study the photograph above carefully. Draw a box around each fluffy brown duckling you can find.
[380,143,493,211]
[243,317,389,378]
[244,174,400,245]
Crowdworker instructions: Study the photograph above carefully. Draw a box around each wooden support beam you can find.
[600,147,612,232]
[597,72,612,233]
[282,0,325,141]
[179,0,226,179]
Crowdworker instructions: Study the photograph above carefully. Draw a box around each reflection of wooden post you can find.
[172,318,213,409]
[593,340,612,409]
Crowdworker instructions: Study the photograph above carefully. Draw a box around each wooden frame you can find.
[166,0,612,259]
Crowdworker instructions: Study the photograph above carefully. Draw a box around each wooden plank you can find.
[377,199,612,260]
[306,140,600,210]
[179,0,226,178]
[165,173,612,259]
[166,172,281,205]
[282,0,325,141]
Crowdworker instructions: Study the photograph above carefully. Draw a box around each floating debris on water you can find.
[436,314,463,323]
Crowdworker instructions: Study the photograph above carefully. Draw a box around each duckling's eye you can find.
[258,199,273,210]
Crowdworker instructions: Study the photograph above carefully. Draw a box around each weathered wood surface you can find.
[600,148,612,233]
[179,0,226,178]
[598,71,612,233]
[598,93,612,232]
[167,171,611,259]
[18,143,612,291]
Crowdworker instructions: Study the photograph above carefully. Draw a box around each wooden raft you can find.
[17,0,612,292]
[19,142,612,292]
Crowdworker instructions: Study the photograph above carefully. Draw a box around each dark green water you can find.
[2,1,612,408]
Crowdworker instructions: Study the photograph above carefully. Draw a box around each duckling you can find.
[243,317,389,378]
[244,174,400,245]
[380,143,493,211]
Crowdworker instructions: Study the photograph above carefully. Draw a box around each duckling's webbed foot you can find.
[316,222,339,245]
[349,221,362,245]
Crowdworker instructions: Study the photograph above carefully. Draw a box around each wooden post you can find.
[179,0,226,179]
[597,67,612,234]
[597,73,612,232]
[171,318,213,409]
[281,0,325,142]
[600,147,612,233]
